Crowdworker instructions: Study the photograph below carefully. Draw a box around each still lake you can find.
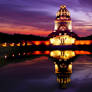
[0,50,92,92]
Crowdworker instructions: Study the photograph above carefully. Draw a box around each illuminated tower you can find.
[48,5,78,45]
[54,5,72,32]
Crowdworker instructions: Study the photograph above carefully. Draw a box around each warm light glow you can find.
[44,41,50,45]
[9,43,15,47]
[75,40,91,45]
[68,22,72,32]
[75,40,80,45]
[16,43,20,46]
[60,51,75,61]
[22,42,26,46]
[68,63,72,73]
[44,51,50,55]
[50,38,61,45]
[32,41,42,45]
[50,35,75,45]
[55,64,59,73]
[50,50,75,60]
[75,50,91,55]
[85,40,91,45]
[68,25,72,30]
[33,51,41,55]
[50,50,61,58]
[1,42,7,47]
[27,41,32,46]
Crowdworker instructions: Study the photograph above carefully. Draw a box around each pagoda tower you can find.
[48,5,78,45]
[54,5,72,32]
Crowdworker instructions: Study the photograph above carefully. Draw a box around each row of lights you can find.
[4,50,91,59]
[1,40,92,47]
[1,42,21,47]
[1,41,50,47]
[75,40,92,45]
[4,51,50,59]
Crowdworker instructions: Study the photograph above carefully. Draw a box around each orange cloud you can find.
[0,23,51,36]
[73,25,92,37]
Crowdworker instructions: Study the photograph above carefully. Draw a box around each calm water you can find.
[0,50,92,92]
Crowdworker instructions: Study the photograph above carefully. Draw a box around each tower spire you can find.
[54,5,72,32]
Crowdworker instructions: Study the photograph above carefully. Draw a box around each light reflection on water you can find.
[0,50,92,91]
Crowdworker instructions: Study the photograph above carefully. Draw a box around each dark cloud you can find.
[0,3,54,30]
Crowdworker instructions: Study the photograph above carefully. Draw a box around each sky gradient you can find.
[0,0,92,37]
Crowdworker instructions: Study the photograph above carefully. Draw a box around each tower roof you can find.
[56,5,70,17]
[60,5,66,9]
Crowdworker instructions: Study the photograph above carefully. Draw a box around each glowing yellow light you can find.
[75,50,91,55]
[22,42,26,46]
[27,41,32,46]
[75,40,91,45]
[55,64,59,73]
[50,38,61,45]
[44,51,50,55]
[2,42,7,47]
[50,35,75,45]
[50,50,75,61]
[33,41,42,45]
[16,43,20,46]
[44,41,50,45]
[68,24,72,30]
[50,38,54,43]
[68,63,72,73]
[10,43,15,47]
[50,50,61,58]
[60,51,75,60]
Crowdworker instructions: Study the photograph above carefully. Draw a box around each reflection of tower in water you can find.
[54,62,72,88]
[50,50,74,88]
[50,50,75,61]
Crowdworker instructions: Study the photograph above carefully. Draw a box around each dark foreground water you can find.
[0,50,92,92]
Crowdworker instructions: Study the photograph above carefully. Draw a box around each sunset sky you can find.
[0,0,92,37]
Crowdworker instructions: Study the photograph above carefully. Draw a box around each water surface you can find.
[0,50,92,92]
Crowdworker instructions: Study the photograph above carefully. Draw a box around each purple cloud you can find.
[0,0,92,36]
